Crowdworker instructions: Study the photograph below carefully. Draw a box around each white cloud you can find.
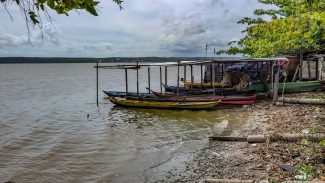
[0,0,266,57]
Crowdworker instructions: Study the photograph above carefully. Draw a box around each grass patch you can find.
[312,94,325,99]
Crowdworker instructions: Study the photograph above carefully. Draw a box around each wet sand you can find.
[156,92,325,182]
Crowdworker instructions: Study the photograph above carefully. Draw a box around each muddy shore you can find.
[156,92,325,183]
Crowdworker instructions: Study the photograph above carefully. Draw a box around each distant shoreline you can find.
[0,57,241,64]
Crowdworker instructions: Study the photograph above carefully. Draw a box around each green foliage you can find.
[299,163,317,175]
[218,0,325,57]
[1,0,123,25]
[319,139,325,148]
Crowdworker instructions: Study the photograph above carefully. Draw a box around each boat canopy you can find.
[96,57,288,69]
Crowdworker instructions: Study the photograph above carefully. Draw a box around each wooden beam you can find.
[96,60,99,107]
[273,65,280,105]
[299,52,303,81]
[148,67,151,93]
[177,61,180,100]
[125,68,128,94]
[136,61,139,99]
[184,65,186,82]
[190,64,193,89]
[164,66,167,86]
[160,67,162,93]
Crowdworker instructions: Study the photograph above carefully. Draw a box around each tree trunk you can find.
[279,97,325,105]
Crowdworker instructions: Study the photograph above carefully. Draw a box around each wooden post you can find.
[200,64,203,86]
[96,60,99,107]
[318,57,323,80]
[292,64,299,82]
[308,59,311,80]
[299,52,303,81]
[316,59,319,80]
[190,64,193,89]
[273,64,280,105]
[136,61,139,99]
[164,66,168,87]
[160,67,162,93]
[212,61,216,95]
[269,61,274,94]
[217,63,220,82]
[177,61,180,100]
[148,67,151,93]
[210,62,213,87]
[260,62,264,81]
[125,68,128,94]
[221,64,224,81]
[184,65,186,82]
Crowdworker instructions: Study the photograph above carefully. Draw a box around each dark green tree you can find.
[1,0,123,24]
[218,0,325,57]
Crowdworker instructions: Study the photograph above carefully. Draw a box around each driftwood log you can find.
[205,179,253,183]
[279,97,325,105]
[209,134,325,143]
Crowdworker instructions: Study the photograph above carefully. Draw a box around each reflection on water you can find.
[0,63,249,183]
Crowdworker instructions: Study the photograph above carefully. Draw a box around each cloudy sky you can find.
[0,0,263,57]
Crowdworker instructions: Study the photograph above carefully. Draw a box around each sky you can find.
[0,0,264,57]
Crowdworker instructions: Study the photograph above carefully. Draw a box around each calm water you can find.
[0,63,249,183]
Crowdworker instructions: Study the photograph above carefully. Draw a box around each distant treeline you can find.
[0,57,225,64]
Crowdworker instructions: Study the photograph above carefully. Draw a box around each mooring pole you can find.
[210,62,213,88]
[96,60,99,107]
[148,67,151,93]
[221,64,224,81]
[136,61,139,100]
[299,52,303,81]
[261,62,264,81]
[270,61,275,95]
[200,64,203,86]
[190,65,193,89]
[177,61,180,101]
[212,61,216,95]
[160,67,162,93]
[125,68,128,95]
[184,65,187,82]
[165,66,168,90]
[273,63,280,105]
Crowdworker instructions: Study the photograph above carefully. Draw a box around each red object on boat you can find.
[152,91,256,101]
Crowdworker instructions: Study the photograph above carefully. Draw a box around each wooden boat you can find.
[151,90,256,101]
[248,81,325,93]
[125,95,255,105]
[162,84,236,94]
[107,95,219,109]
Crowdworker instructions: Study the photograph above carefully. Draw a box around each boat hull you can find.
[107,96,219,109]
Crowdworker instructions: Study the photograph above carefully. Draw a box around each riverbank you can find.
[157,92,325,182]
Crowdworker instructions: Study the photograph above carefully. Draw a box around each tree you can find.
[218,0,325,57]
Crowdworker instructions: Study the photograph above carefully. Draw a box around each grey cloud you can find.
[0,33,27,48]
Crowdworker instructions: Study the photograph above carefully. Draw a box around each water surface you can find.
[0,63,249,182]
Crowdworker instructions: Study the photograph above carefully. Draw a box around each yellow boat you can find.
[108,96,219,109]
[182,81,225,87]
